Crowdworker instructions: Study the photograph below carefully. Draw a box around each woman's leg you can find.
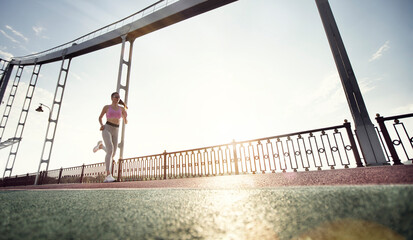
[111,126,119,159]
[102,125,114,174]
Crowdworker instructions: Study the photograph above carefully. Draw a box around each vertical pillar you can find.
[0,61,14,105]
[34,57,72,185]
[116,35,134,161]
[80,164,85,183]
[57,167,63,184]
[0,58,6,71]
[25,173,30,186]
[232,140,240,175]
[343,120,363,167]
[375,114,402,165]
[0,59,7,81]
[3,62,42,178]
[117,159,123,182]
[315,0,387,166]
[163,150,167,180]
[0,64,24,143]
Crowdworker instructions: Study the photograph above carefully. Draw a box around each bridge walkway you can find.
[2,165,412,190]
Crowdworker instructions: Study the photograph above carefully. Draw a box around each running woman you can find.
[93,92,127,183]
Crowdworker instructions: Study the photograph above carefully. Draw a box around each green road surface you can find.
[1,185,412,240]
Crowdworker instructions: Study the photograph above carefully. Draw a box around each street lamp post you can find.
[34,103,51,185]
[35,103,50,113]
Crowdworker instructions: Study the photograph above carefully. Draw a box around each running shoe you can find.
[103,174,116,183]
[93,141,103,153]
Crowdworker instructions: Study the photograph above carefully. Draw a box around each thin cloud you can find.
[296,72,346,114]
[311,73,344,103]
[394,103,413,114]
[369,41,390,62]
[359,77,378,94]
[5,25,29,42]
[0,49,14,60]
[32,26,49,39]
[0,29,19,44]
[32,26,44,35]
[70,72,82,81]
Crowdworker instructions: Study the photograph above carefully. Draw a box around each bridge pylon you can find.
[35,57,72,185]
[3,62,41,178]
[115,35,135,180]
[315,0,387,166]
[0,64,24,143]
[0,59,14,104]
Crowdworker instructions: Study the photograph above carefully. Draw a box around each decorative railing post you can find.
[117,159,123,182]
[80,164,85,183]
[343,120,363,167]
[26,173,29,186]
[232,140,239,175]
[38,171,43,185]
[41,171,46,185]
[57,167,63,184]
[163,150,167,180]
[3,177,8,187]
[111,160,115,176]
[375,114,402,165]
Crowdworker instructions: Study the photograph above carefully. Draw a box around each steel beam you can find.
[0,64,24,143]
[116,35,134,162]
[35,57,72,184]
[10,0,238,66]
[3,63,41,178]
[315,0,387,166]
[0,62,14,108]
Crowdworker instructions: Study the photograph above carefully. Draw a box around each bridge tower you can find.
[0,64,24,143]
[0,59,14,104]
[3,62,41,178]
[315,0,387,165]
[116,35,134,161]
[34,57,71,184]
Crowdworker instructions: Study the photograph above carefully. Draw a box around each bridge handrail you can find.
[122,124,349,159]
[377,113,413,122]
[2,113,412,186]
[12,0,179,62]
[2,122,359,185]
[375,112,413,164]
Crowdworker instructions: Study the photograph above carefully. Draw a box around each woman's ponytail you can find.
[118,99,128,109]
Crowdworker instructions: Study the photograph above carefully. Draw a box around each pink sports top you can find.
[106,106,122,119]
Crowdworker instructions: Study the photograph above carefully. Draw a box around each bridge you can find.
[0,0,237,181]
[5,0,237,66]
[0,0,412,184]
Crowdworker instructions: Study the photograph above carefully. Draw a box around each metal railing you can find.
[1,162,109,186]
[2,114,412,187]
[376,113,413,165]
[0,58,9,72]
[0,172,37,186]
[12,0,180,62]
[117,121,362,181]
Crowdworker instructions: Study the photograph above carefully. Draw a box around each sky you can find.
[0,0,412,176]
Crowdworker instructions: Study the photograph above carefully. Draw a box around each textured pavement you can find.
[2,165,412,190]
[1,184,412,240]
[1,165,412,240]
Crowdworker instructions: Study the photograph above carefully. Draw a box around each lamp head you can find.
[35,106,44,112]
